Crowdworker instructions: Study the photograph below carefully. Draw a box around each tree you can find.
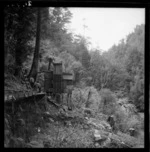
[81,49,91,70]
[101,24,144,94]
[129,75,144,112]
[58,51,76,72]
[4,6,36,75]
[29,8,41,81]
[126,48,144,78]
[71,61,83,84]
[40,7,73,49]
[36,7,74,71]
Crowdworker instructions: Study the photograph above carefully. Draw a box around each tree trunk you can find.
[14,44,22,76]
[28,8,41,81]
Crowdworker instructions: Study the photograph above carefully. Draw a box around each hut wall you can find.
[53,74,62,94]
[53,63,62,75]
[44,71,53,92]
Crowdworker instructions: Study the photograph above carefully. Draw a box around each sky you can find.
[67,8,145,51]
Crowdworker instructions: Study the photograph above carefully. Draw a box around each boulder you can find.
[102,137,111,147]
[43,111,51,118]
[95,142,100,147]
[85,117,89,120]
[94,130,102,141]
[93,129,112,147]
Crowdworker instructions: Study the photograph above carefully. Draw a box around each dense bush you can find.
[114,103,143,134]
[129,76,144,112]
[114,105,128,132]
[72,87,86,109]
[99,88,117,115]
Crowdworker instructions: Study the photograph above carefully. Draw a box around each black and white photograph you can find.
[4,2,145,148]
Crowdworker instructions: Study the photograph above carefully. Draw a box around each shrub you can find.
[99,88,117,115]
[114,104,143,134]
[129,77,144,112]
[114,105,128,132]
[72,87,85,109]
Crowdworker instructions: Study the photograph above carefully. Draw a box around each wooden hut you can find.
[53,62,63,94]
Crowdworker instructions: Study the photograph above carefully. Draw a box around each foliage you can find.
[101,24,144,110]
[71,61,83,84]
[29,7,42,80]
[72,87,86,109]
[4,6,144,148]
[88,49,131,91]
[129,75,144,112]
[41,7,73,50]
[99,89,117,115]
[4,6,36,75]
[114,105,129,132]
[114,103,143,134]
[58,51,75,72]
